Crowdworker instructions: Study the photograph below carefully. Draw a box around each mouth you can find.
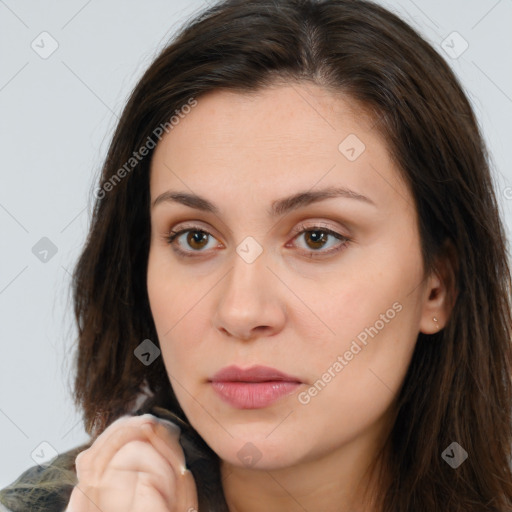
[209,365,303,409]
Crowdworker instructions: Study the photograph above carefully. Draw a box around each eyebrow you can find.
[151,186,376,216]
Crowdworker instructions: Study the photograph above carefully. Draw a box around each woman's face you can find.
[147,83,438,471]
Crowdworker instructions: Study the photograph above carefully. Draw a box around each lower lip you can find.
[210,381,301,409]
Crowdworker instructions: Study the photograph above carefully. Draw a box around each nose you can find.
[212,249,287,341]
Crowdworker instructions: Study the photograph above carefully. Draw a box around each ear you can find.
[419,238,458,334]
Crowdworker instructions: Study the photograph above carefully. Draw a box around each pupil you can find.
[189,231,207,248]
[307,230,327,249]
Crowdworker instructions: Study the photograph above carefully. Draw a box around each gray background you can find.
[1,0,511,488]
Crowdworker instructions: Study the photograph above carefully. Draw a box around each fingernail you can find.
[139,413,156,422]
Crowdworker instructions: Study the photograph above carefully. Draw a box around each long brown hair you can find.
[70,0,512,510]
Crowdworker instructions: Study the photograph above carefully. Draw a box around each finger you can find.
[76,434,179,509]
[67,481,104,512]
[79,414,154,462]
[74,419,198,512]
[142,421,198,511]
[77,415,162,480]
[146,420,187,474]
[74,412,195,508]
[174,468,199,512]
[104,436,178,505]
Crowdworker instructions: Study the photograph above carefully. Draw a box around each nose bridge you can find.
[222,241,269,312]
[213,239,285,338]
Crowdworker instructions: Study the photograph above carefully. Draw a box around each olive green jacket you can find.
[0,441,89,512]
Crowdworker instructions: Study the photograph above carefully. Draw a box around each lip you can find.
[211,365,301,383]
[209,365,302,409]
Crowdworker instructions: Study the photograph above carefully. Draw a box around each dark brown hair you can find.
[70,0,512,510]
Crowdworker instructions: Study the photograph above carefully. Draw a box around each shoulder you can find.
[0,442,91,512]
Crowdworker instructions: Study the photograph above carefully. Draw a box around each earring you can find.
[433,316,440,330]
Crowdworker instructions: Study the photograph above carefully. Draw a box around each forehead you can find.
[149,84,409,214]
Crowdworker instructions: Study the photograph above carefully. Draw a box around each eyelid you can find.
[291,220,348,236]
[164,220,351,258]
[168,219,349,240]
[165,220,352,241]
[167,221,223,241]
[287,222,351,254]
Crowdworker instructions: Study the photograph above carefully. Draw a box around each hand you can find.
[67,413,198,512]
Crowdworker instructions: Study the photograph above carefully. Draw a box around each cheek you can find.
[300,245,424,399]
[293,298,419,449]
[147,254,210,384]
[147,249,204,340]
[305,268,416,357]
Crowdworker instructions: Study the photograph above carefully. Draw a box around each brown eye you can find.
[303,230,330,250]
[185,230,210,250]
[165,223,351,259]
[165,226,222,258]
[290,224,351,258]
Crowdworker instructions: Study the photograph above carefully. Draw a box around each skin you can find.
[146,82,453,512]
[69,414,198,511]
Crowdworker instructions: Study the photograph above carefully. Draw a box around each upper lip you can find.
[210,365,302,383]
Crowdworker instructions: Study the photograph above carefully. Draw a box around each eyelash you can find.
[164,222,352,259]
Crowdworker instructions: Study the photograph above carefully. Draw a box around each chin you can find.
[208,432,306,471]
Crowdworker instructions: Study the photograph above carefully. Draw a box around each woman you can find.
[1,0,511,510]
